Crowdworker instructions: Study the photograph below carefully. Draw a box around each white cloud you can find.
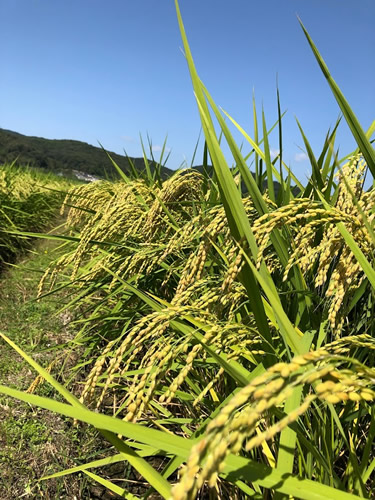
[294,152,308,162]
[270,148,280,160]
[121,135,135,143]
[152,145,171,153]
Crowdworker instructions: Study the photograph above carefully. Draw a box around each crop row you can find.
[0,163,71,265]
[0,2,374,498]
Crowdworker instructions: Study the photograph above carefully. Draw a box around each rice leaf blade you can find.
[299,18,375,176]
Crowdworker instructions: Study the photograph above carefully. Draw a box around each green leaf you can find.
[296,118,324,192]
[238,246,305,356]
[174,1,274,349]
[275,332,313,500]
[262,107,276,202]
[98,142,130,184]
[0,332,172,499]
[82,470,138,499]
[100,270,261,386]
[0,383,361,500]
[316,192,375,290]
[42,453,133,480]
[299,18,375,177]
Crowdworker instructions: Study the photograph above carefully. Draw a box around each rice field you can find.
[0,2,374,499]
[0,163,72,265]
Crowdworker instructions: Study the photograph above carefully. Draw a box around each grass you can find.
[0,2,374,499]
[0,227,139,499]
[0,231,90,498]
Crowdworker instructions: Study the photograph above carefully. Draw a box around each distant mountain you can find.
[0,128,296,196]
[0,128,174,180]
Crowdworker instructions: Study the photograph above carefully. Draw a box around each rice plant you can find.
[0,163,72,265]
[0,2,374,499]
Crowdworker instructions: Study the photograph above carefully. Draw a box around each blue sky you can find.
[1,0,374,181]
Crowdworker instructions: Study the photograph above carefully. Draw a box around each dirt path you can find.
[0,231,94,499]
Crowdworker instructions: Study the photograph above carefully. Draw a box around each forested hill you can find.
[0,128,174,179]
[0,128,291,195]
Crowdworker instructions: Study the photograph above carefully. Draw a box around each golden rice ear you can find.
[173,334,375,500]
[251,155,372,335]
[142,169,205,240]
